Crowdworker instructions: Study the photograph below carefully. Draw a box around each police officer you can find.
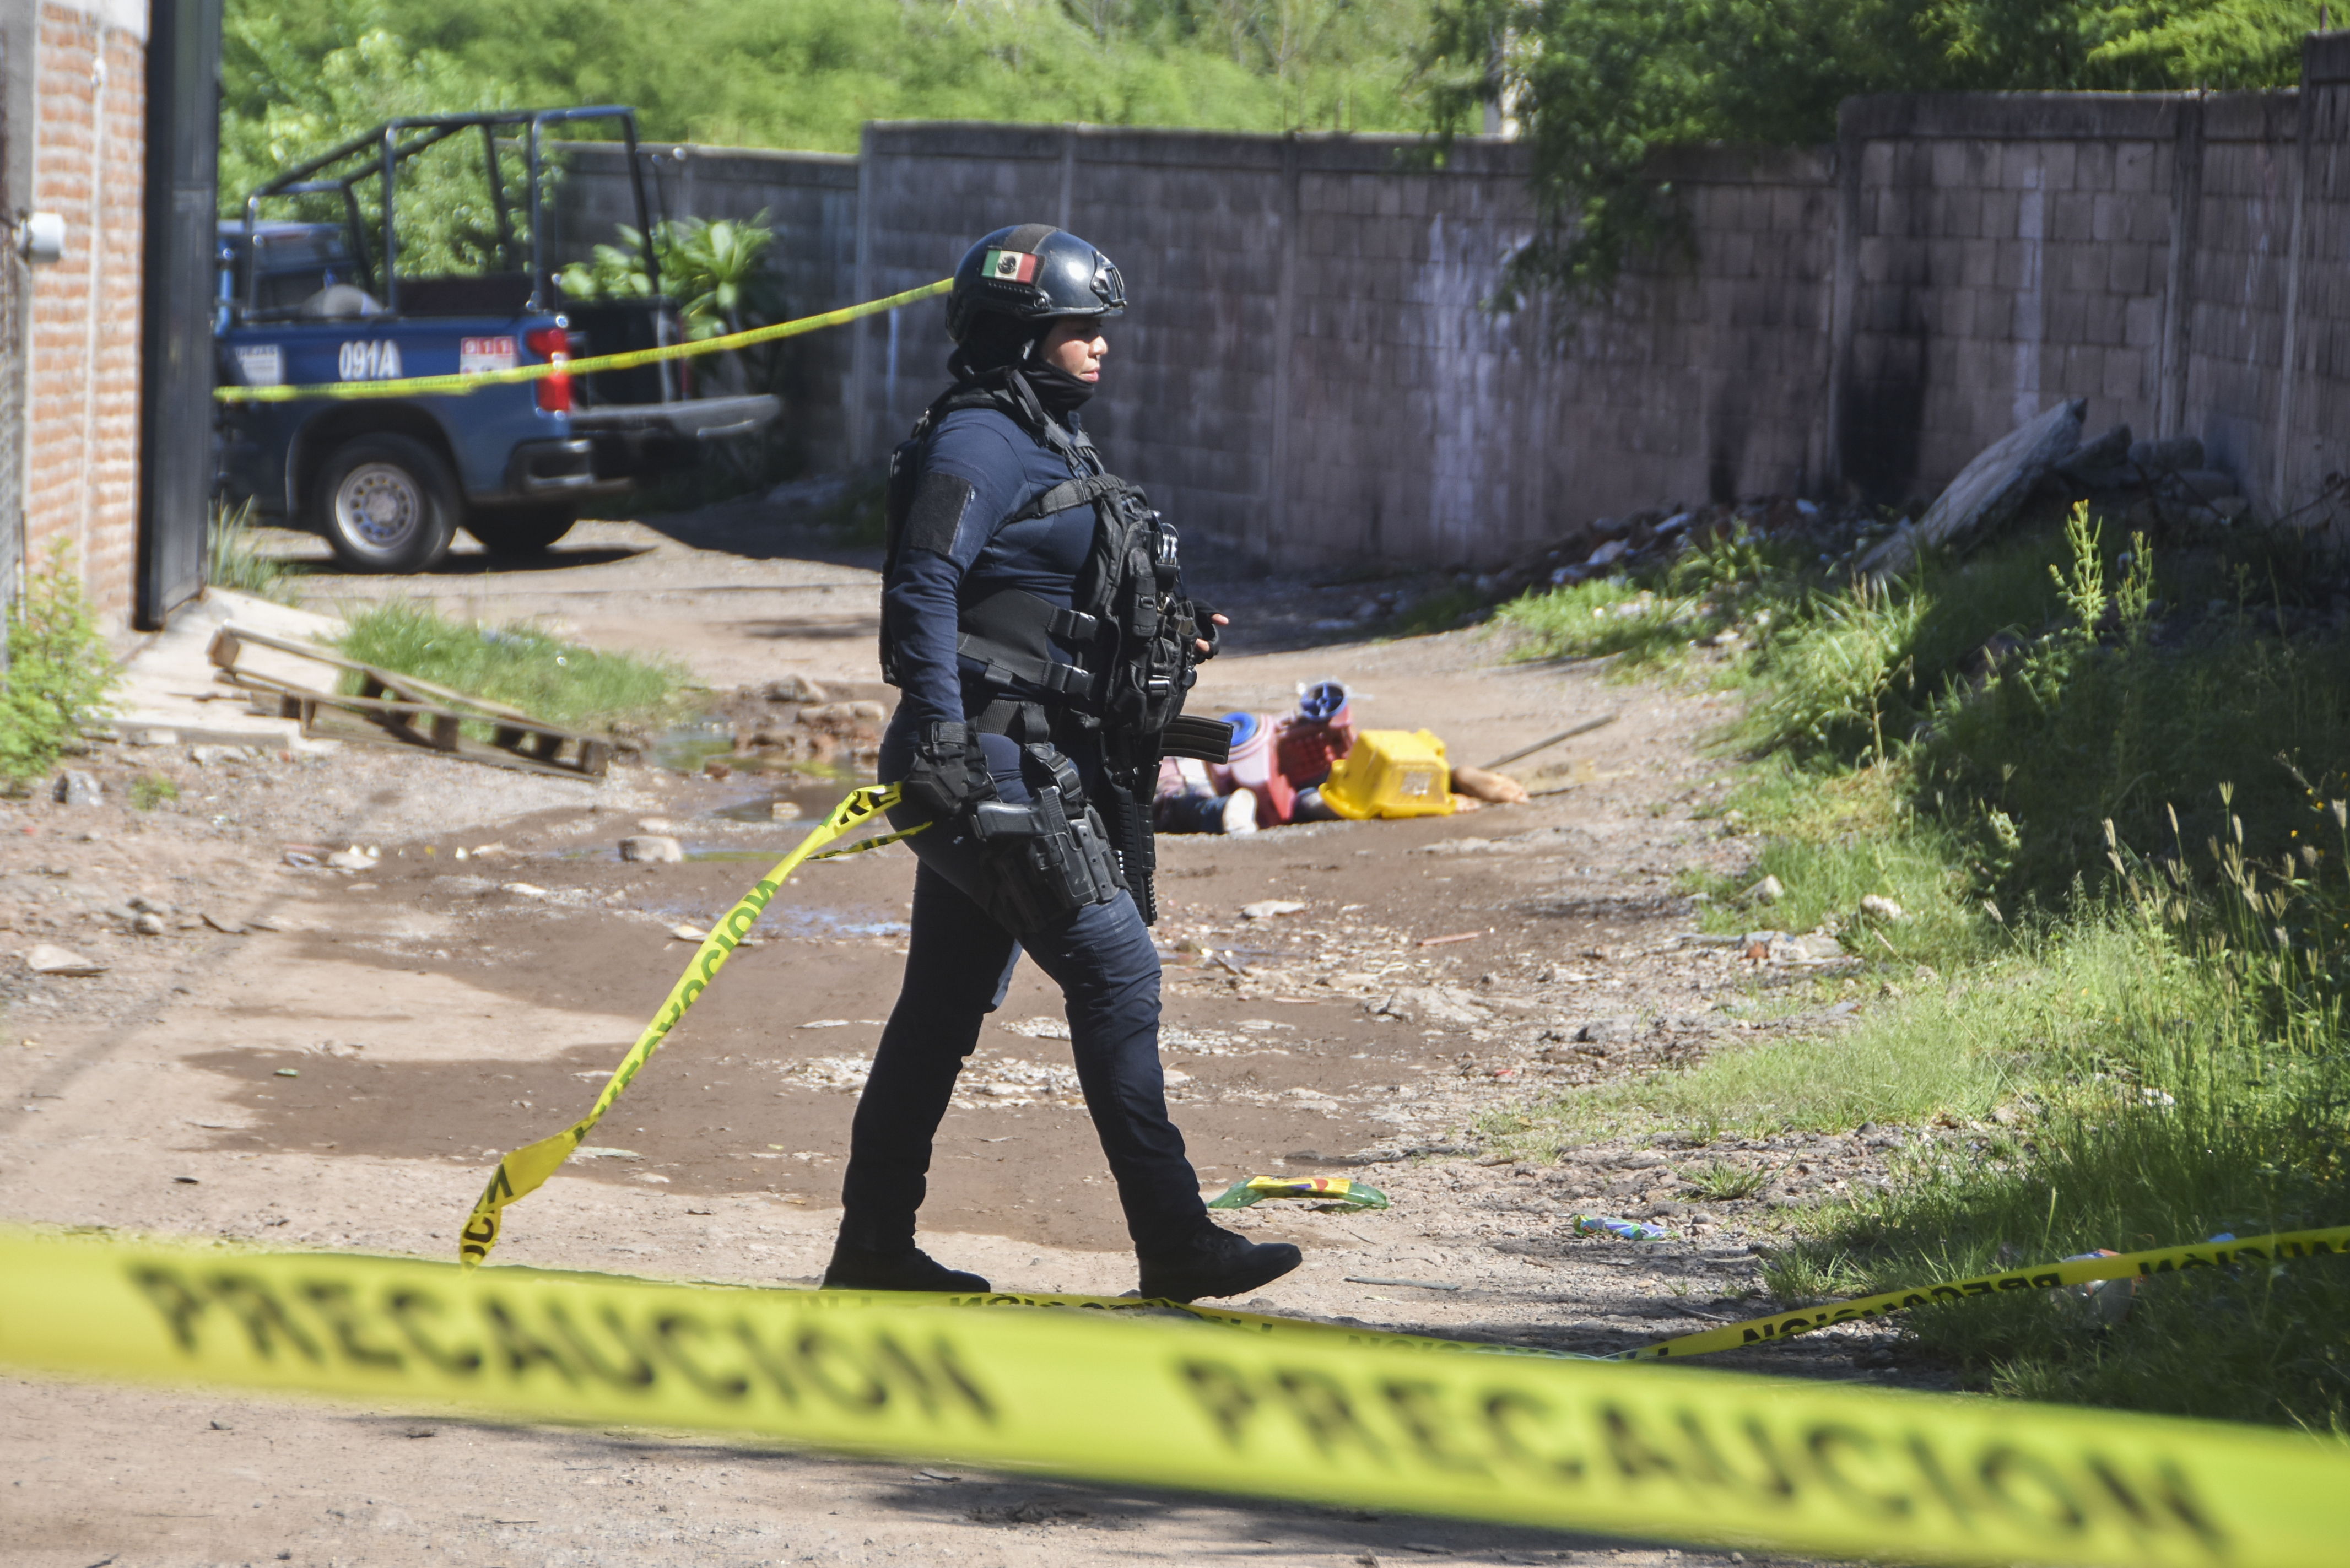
[822,224,1301,1304]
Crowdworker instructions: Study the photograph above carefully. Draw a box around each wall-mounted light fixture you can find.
[18,212,65,265]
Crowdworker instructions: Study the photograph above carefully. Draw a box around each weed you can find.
[206,498,301,604]
[128,774,179,810]
[0,542,116,787]
[336,602,690,736]
[1681,1158,1771,1201]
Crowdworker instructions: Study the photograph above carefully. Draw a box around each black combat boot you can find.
[1137,1223,1301,1303]
[820,1240,990,1293]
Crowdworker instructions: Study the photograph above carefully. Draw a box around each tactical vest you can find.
[879,372,1214,756]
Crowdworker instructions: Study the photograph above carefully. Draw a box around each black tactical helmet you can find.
[947,224,1127,343]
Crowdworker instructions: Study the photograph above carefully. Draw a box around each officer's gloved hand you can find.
[899,720,996,821]
[1189,599,1223,662]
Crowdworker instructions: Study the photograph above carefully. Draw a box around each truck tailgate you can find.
[570,395,780,440]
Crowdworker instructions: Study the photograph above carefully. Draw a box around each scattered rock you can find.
[670,923,709,941]
[52,771,100,807]
[704,759,733,780]
[323,848,377,872]
[1241,900,1308,920]
[1742,929,1788,959]
[1859,398,2085,579]
[132,912,166,936]
[1370,986,1488,1027]
[188,745,235,766]
[801,700,888,725]
[201,911,246,934]
[763,674,829,704]
[500,882,550,899]
[620,835,684,864]
[2128,435,2204,473]
[636,816,677,833]
[127,894,170,915]
[2054,423,2132,482]
[1744,874,1785,905]
[770,800,804,820]
[25,944,106,976]
[1859,894,1906,922]
[121,726,177,747]
[1586,539,1630,570]
[1579,1018,1638,1045]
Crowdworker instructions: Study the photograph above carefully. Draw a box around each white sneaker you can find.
[1220,788,1260,834]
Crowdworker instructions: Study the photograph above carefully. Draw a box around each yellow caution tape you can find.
[214,278,953,404]
[1614,1225,2350,1360]
[4,1228,2347,1567]
[459,784,923,1268]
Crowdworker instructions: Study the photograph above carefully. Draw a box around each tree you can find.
[1420,0,2327,307]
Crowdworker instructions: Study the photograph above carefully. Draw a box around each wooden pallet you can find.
[208,624,612,781]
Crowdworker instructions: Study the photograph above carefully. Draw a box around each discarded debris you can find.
[1241,899,1308,920]
[1208,1176,1390,1210]
[1476,712,1618,772]
[620,835,684,864]
[1571,1214,1677,1242]
[1859,397,2085,580]
[25,944,106,976]
[209,623,611,781]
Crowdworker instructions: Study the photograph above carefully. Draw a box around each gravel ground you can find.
[1,518,1936,1566]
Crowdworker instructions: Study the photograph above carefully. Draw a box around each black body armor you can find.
[882,369,1229,924]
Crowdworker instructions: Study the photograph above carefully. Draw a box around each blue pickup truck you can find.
[216,106,777,572]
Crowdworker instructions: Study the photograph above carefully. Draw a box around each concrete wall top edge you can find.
[1841,90,2229,143]
[2305,29,2350,85]
[550,140,861,186]
[1645,143,1834,185]
[860,120,1532,177]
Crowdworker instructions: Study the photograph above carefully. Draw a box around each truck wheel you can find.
[466,505,577,555]
[314,434,457,573]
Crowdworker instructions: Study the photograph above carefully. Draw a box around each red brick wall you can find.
[24,2,144,630]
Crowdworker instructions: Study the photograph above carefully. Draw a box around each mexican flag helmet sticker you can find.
[984,248,1039,283]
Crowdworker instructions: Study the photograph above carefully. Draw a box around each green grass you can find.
[335,602,692,736]
[128,774,179,810]
[1498,502,2350,1428]
[207,499,302,604]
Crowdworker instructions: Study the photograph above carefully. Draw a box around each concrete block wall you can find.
[17,0,146,629]
[550,33,2350,565]
[1833,95,2186,506]
[845,126,1832,568]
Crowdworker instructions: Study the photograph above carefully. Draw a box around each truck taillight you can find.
[525,326,576,414]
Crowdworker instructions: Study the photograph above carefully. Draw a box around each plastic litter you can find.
[1207,1176,1391,1210]
[2059,1248,2137,1327]
[1570,1213,1677,1242]
[1318,729,1455,820]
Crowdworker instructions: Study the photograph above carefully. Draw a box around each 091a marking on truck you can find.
[460,336,517,375]
[337,340,404,381]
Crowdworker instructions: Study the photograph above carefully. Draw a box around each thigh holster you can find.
[965,743,1126,933]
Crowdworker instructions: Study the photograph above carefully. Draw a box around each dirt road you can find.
[3,515,1906,1566]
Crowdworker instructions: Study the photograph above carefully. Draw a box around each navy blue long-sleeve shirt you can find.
[882,401,1100,733]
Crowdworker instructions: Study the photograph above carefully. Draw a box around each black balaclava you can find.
[949,314,1095,417]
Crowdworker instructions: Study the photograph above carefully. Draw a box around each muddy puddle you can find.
[185,1040,1387,1253]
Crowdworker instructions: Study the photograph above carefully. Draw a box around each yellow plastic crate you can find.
[1319,728,1454,820]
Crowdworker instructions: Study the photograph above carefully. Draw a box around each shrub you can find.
[0,544,117,788]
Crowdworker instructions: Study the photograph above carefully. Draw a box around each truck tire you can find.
[314,434,457,573]
[466,504,577,555]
